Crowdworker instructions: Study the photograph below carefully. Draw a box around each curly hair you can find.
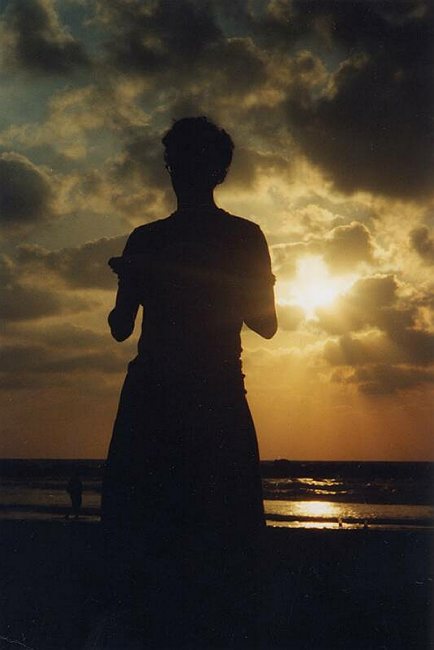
[162,116,234,187]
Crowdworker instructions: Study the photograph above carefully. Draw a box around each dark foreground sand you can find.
[0,520,432,649]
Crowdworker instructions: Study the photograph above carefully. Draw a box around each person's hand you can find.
[108,256,125,276]
[108,256,142,291]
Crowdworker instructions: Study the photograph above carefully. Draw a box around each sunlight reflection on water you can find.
[297,478,342,487]
[264,499,434,530]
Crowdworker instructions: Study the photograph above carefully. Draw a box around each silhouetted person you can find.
[66,475,82,519]
[100,116,277,647]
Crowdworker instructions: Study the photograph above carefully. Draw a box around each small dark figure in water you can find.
[66,475,82,519]
[100,116,277,647]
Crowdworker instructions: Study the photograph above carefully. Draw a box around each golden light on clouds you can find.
[277,256,358,319]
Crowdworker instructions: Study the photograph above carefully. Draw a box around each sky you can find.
[0,0,433,460]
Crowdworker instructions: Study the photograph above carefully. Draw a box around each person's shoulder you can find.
[221,211,264,240]
[124,215,174,250]
[221,210,256,226]
[220,210,259,229]
[129,215,173,237]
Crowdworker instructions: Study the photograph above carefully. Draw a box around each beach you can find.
[1,520,432,649]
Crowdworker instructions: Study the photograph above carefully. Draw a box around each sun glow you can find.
[277,256,357,319]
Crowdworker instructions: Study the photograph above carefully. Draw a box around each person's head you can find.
[162,116,234,193]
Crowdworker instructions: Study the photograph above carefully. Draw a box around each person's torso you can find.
[125,209,258,380]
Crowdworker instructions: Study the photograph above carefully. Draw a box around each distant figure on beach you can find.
[100,116,277,646]
[66,475,82,519]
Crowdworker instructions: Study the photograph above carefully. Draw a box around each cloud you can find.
[100,0,222,75]
[2,0,89,74]
[0,284,64,322]
[292,194,379,231]
[388,325,434,367]
[316,274,401,334]
[323,315,434,372]
[0,153,54,227]
[410,226,434,264]
[0,322,135,391]
[324,331,396,367]
[283,2,434,199]
[20,322,109,349]
[277,304,305,331]
[0,80,152,163]
[323,222,375,273]
[271,241,316,279]
[228,146,293,190]
[0,285,91,322]
[0,252,94,321]
[323,324,434,370]
[0,342,126,390]
[320,270,434,390]
[337,364,434,395]
[16,235,128,290]
[98,0,268,105]
[2,0,431,211]
[271,220,375,279]
[95,0,433,204]
[111,130,168,191]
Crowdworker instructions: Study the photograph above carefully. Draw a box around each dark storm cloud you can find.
[2,0,89,74]
[210,36,267,95]
[101,0,222,74]
[282,1,434,199]
[0,153,54,227]
[410,226,434,264]
[17,235,128,290]
[98,0,267,98]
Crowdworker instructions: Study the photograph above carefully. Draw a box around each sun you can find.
[277,255,357,319]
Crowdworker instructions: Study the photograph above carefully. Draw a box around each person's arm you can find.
[243,225,278,339]
[108,231,141,342]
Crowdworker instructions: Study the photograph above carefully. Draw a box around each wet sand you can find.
[1,520,432,649]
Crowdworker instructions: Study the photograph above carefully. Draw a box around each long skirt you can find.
[99,361,265,647]
[101,360,265,535]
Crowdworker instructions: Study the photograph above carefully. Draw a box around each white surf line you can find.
[0,635,35,649]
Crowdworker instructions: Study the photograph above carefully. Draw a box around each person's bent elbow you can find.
[108,309,134,342]
[245,315,278,339]
[258,320,278,339]
[262,321,278,339]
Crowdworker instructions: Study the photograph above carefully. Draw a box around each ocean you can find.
[1,459,433,530]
